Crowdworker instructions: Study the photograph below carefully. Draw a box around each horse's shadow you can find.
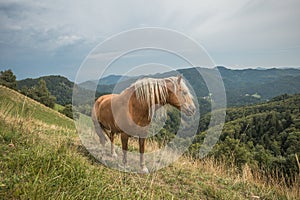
[75,141,168,173]
[74,142,136,171]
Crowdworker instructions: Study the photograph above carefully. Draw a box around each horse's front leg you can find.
[121,132,129,166]
[139,137,149,173]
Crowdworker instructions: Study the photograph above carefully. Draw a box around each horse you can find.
[92,75,196,173]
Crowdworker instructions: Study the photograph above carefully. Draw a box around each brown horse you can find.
[92,75,195,173]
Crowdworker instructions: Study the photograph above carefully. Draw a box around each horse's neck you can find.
[165,80,176,103]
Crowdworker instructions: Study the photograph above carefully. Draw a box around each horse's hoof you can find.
[111,152,118,158]
[140,166,149,174]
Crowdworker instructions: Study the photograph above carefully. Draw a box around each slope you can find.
[0,86,298,199]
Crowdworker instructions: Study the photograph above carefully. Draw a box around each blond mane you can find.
[132,76,185,119]
[135,77,167,119]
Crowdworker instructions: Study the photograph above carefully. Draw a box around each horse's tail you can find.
[92,101,108,145]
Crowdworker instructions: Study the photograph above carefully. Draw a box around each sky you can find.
[0,0,300,82]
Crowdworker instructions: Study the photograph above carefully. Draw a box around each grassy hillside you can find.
[0,86,299,199]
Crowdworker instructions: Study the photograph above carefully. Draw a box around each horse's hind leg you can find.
[92,110,107,156]
[109,132,117,158]
[98,128,107,156]
[121,132,129,166]
[139,137,149,173]
[93,123,106,156]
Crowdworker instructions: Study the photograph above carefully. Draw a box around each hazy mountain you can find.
[94,66,300,106]
[79,75,130,90]
[78,80,98,91]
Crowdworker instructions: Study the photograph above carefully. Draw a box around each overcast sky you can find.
[0,0,300,81]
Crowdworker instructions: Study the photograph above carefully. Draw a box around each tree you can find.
[212,136,253,169]
[0,69,17,90]
[60,104,76,119]
[26,79,56,108]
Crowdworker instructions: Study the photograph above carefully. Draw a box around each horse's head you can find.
[167,76,196,116]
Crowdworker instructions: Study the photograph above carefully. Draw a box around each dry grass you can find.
[1,86,299,199]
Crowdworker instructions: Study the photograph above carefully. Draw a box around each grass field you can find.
[0,85,299,199]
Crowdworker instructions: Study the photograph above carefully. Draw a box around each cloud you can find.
[0,0,299,80]
[56,35,82,46]
[1,0,299,51]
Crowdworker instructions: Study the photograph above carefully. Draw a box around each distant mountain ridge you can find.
[90,66,300,105]
[79,75,130,90]
[17,67,300,106]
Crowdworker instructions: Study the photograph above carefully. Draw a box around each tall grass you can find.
[0,85,299,199]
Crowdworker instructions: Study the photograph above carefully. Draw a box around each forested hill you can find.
[194,93,300,179]
[17,75,74,105]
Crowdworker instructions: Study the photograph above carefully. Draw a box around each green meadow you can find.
[0,86,299,199]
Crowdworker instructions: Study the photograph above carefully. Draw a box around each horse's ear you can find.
[177,75,182,84]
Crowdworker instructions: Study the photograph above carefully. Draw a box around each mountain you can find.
[244,75,300,99]
[1,85,298,199]
[217,67,300,105]
[216,66,300,92]
[98,74,130,85]
[79,75,130,90]
[18,75,74,105]
[77,80,98,91]
[94,66,300,106]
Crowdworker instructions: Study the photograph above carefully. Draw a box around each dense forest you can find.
[139,92,300,182]
[192,94,300,181]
